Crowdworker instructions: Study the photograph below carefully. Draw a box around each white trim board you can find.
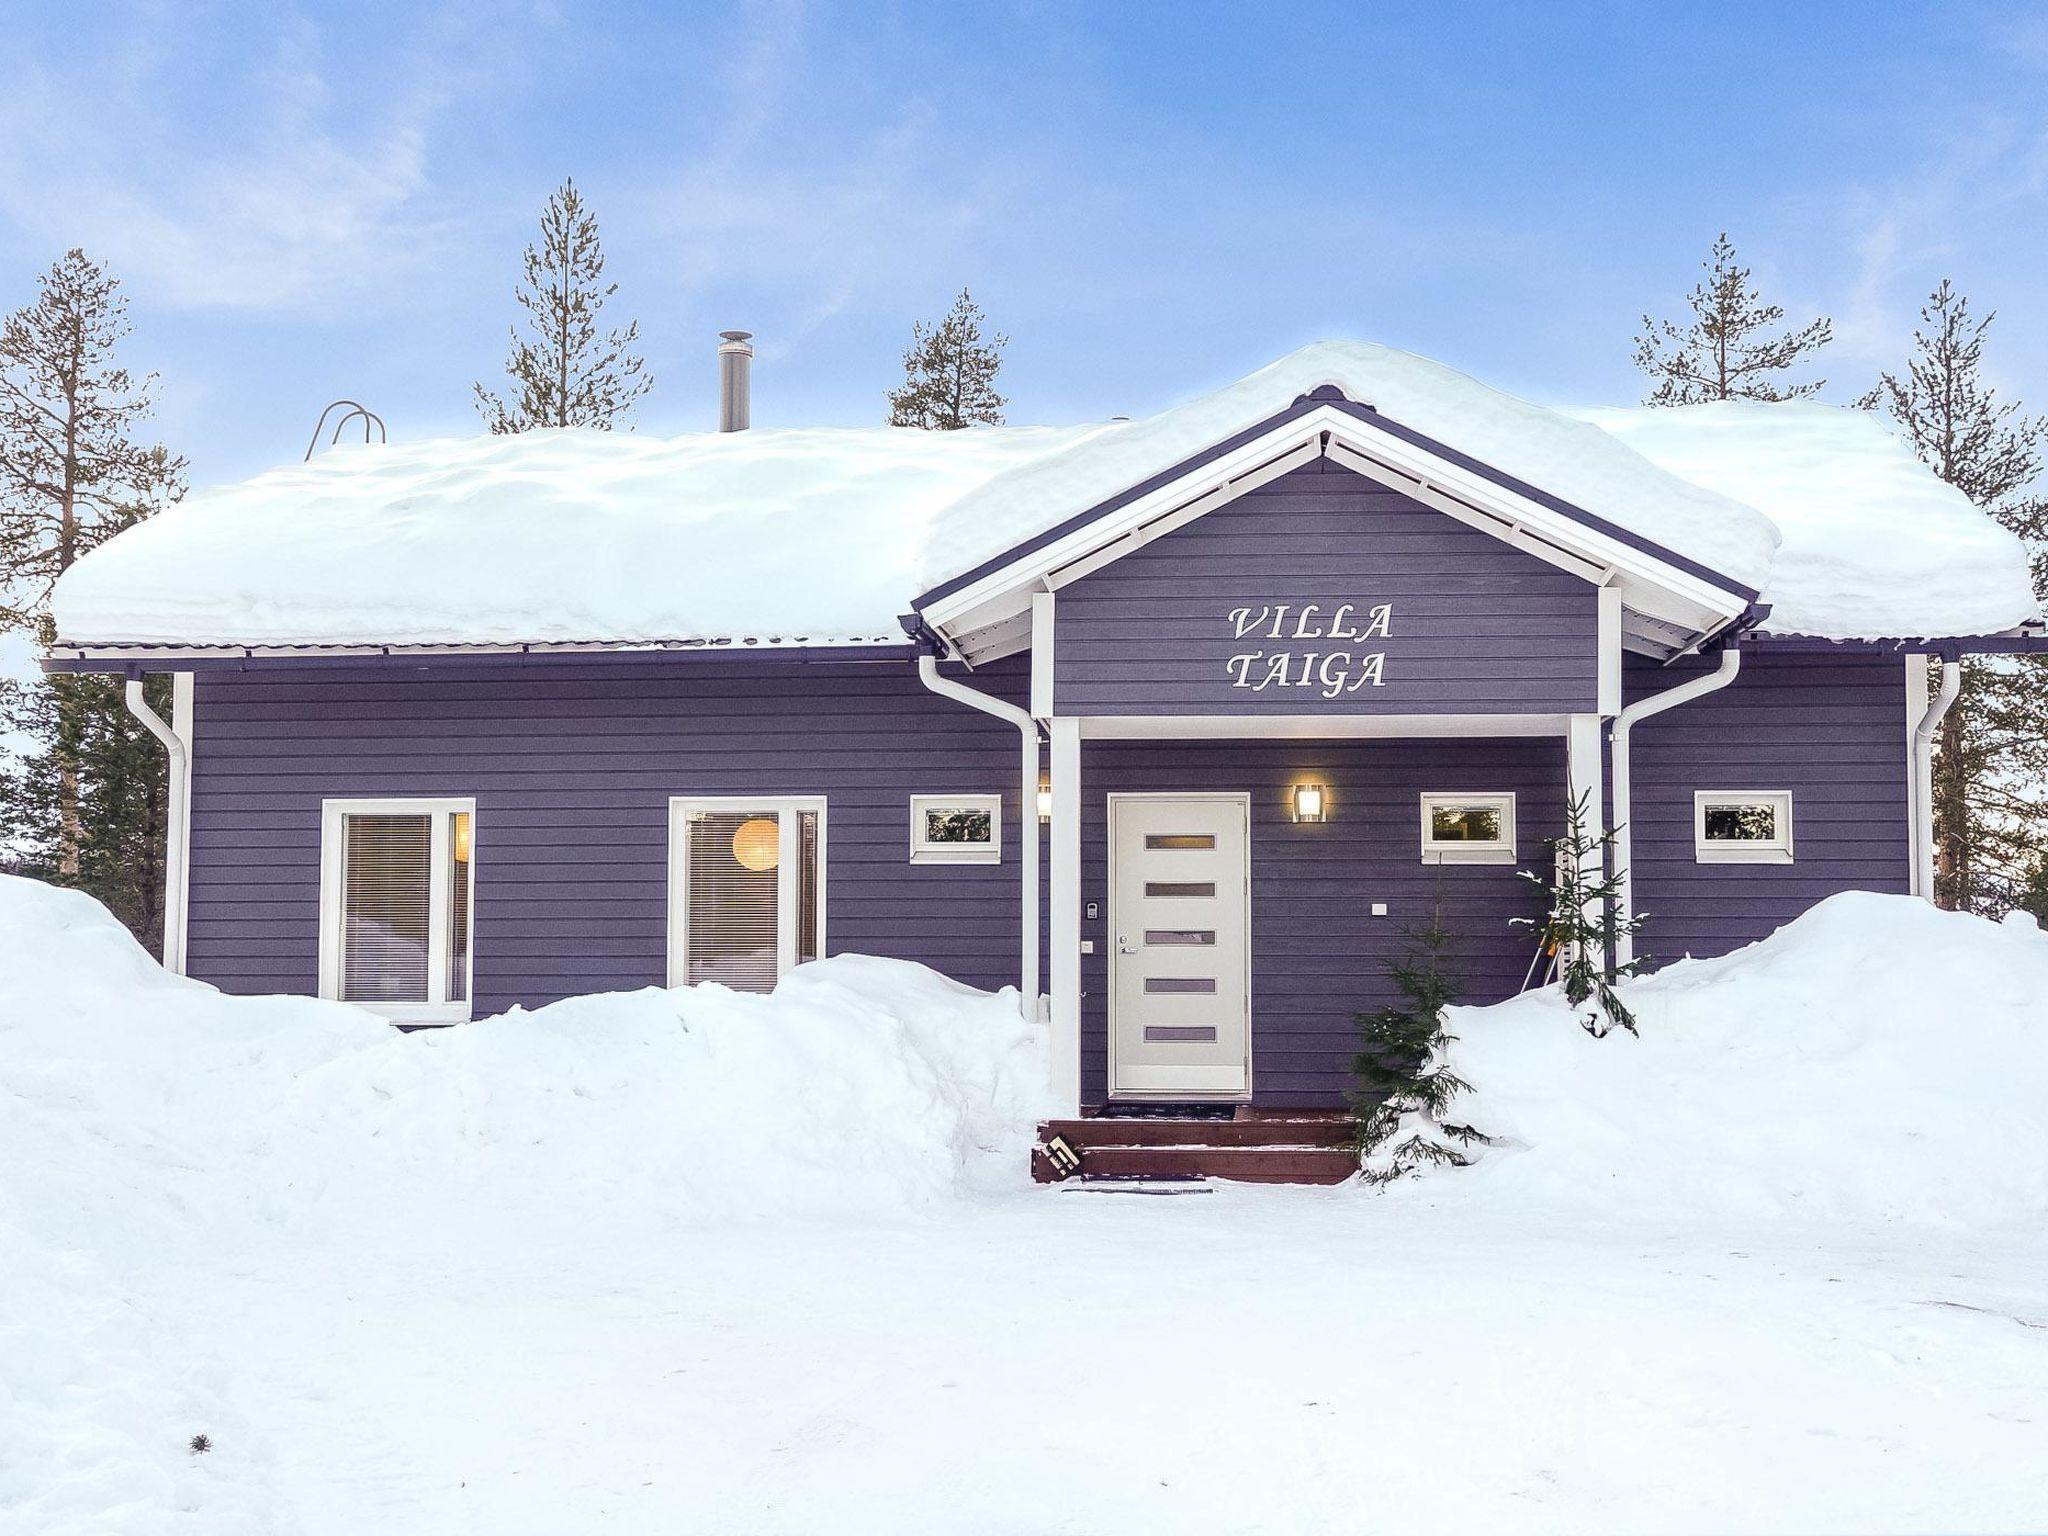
[1074,712,1572,740]
[920,403,1753,664]
[665,794,829,989]
[318,796,476,1025]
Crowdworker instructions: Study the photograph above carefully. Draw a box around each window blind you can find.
[340,814,432,1003]
[685,811,782,992]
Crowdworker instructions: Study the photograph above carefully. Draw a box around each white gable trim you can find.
[918,403,1753,663]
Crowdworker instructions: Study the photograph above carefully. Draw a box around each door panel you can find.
[1109,795,1250,1097]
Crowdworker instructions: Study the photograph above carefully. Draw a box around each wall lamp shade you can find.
[1292,783,1327,823]
[1037,780,1053,821]
[731,816,781,871]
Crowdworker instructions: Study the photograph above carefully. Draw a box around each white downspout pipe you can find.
[123,676,190,974]
[1611,645,1742,969]
[1911,659,1962,905]
[915,655,1040,1019]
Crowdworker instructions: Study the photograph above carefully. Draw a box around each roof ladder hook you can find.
[304,399,389,462]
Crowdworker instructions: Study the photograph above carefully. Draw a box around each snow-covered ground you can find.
[5,876,2048,1534]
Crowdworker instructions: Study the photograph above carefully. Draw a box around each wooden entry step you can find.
[1032,1109,1358,1185]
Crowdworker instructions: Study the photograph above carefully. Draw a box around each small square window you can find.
[1420,793,1517,865]
[910,794,1002,865]
[1695,791,1794,864]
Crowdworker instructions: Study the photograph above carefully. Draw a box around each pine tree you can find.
[0,249,184,889]
[1350,891,1487,1183]
[1,669,171,949]
[886,289,1007,429]
[473,179,651,433]
[1861,282,2048,914]
[1635,233,1833,405]
[1515,793,1648,1038]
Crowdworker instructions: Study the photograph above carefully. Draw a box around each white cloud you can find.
[0,17,456,315]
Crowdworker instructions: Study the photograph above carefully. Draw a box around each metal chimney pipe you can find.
[718,330,754,432]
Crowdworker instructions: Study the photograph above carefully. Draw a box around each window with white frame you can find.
[1419,792,1517,864]
[1695,790,1794,863]
[909,794,1002,864]
[319,798,475,1023]
[669,797,825,993]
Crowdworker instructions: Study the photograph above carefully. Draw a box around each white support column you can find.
[1048,714,1083,1115]
[1596,584,1623,718]
[1566,712,1605,946]
[1030,591,1056,720]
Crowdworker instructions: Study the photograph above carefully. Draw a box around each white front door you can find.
[1108,794,1251,1099]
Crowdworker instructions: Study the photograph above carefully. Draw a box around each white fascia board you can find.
[920,404,1751,652]
[919,414,1343,636]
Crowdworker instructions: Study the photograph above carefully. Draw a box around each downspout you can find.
[915,654,1041,1020]
[1911,658,1962,904]
[1610,644,1743,969]
[123,674,190,974]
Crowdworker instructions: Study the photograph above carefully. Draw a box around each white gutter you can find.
[915,655,1040,1020]
[1611,646,1743,968]
[1910,659,1962,904]
[123,676,191,974]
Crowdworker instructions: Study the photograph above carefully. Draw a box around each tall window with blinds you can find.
[319,798,477,1023]
[669,797,826,993]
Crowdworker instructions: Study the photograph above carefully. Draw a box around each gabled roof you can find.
[906,357,1776,661]
[43,340,2039,661]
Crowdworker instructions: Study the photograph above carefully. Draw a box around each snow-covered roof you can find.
[50,425,1099,649]
[914,342,1781,601]
[48,341,2040,651]
[1578,402,2041,639]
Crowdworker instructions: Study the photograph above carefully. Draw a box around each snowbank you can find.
[1581,401,2041,639]
[1440,892,2048,1226]
[0,876,1049,1530]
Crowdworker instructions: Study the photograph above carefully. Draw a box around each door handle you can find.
[1117,935,1139,955]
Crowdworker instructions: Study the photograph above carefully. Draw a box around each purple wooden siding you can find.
[1053,460,1599,716]
[1623,650,1910,966]
[1078,738,1565,1109]
[186,657,1030,1012]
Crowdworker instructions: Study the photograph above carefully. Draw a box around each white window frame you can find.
[318,796,476,1025]
[1419,792,1518,865]
[1694,790,1794,864]
[909,793,1003,865]
[667,795,828,988]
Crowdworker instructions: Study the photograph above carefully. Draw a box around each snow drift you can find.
[1440,892,2048,1226]
[0,874,1049,1533]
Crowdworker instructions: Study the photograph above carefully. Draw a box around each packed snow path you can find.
[71,1195,2048,1534]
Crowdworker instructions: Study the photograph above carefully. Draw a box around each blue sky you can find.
[4,0,2048,488]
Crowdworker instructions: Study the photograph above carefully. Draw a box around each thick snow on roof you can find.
[48,341,2038,649]
[1580,402,2041,639]
[50,424,1100,648]
[915,341,1782,599]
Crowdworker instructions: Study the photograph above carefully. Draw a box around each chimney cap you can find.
[719,329,754,347]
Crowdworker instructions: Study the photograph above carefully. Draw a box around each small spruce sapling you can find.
[1350,888,1487,1182]
[1515,792,1647,1038]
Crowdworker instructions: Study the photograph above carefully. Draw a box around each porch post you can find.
[1048,714,1083,1114]
[1566,712,1605,952]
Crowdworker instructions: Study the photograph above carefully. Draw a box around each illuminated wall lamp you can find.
[1037,775,1053,822]
[1291,783,1328,824]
